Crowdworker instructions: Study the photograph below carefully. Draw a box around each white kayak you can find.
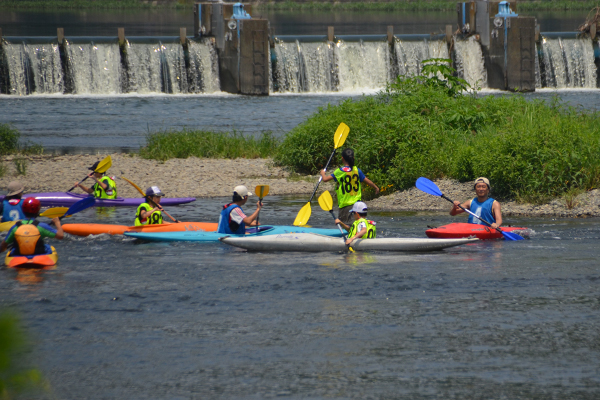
[219,233,478,252]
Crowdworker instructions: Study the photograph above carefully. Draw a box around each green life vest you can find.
[348,217,376,239]
[93,176,117,199]
[333,166,361,208]
[135,202,162,226]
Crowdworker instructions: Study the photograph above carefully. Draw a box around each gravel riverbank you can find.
[1,154,599,218]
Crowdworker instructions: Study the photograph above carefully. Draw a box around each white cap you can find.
[233,185,252,198]
[351,201,368,214]
[145,186,164,196]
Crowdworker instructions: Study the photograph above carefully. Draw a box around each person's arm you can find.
[491,201,503,229]
[50,217,64,239]
[450,200,470,216]
[334,218,350,231]
[0,241,7,252]
[346,224,367,245]
[140,207,161,220]
[362,177,379,194]
[75,182,94,194]
[243,201,263,225]
[319,169,335,182]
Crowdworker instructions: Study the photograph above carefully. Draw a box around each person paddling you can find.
[319,148,379,226]
[0,198,64,255]
[335,201,376,246]
[217,185,262,234]
[450,177,503,229]
[74,160,117,199]
[1,181,26,222]
[135,186,169,226]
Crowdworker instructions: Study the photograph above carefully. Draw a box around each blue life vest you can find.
[217,203,245,234]
[1,199,25,222]
[468,197,496,225]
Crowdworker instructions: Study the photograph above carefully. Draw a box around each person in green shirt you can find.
[74,160,118,199]
[335,201,376,246]
[320,148,379,226]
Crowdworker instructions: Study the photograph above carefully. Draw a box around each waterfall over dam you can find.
[0,34,598,95]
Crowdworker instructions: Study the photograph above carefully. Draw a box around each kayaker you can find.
[450,177,503,229]
[0,197,64,255]
[74,161,117,199]
[134,186,169,226]
[320,148,379,225]
[217,185,262,234]
[335,201,376,246]
[1,181,26,222]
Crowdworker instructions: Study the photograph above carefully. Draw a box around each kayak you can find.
[63,221,218,236]
[124,226,344,242]
[5,245,58,268]
[220,233,479,252]
[0,192,196,208]
[425,222,527,240]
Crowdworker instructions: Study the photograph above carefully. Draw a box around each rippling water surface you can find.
[0,197,598,398]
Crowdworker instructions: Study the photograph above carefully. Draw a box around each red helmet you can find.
[22,197,41,216]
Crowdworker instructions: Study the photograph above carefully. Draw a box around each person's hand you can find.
[453,200,461,207]
[374,186,380,195]
[51,217,61,226]
[345,237,354,246]
[256,201,263,210]
[320,169,327,177]
[74,181,79,187]
[491,223,498,229]
[335,218,342,225]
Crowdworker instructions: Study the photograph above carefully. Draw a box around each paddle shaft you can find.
[67,176,90,193]
[307,148,338,204]
[149,199,179,223]
[441,194,506,234]
[327,210,355,252]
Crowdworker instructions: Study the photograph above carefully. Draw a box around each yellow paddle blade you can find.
[40,207,70,218]
[255,185,270,198]
[95,155,112,173]
[333,123,350,149]
[317,191,333,212]
[293,202,311,226]
[0,221,16,232]
[121,176,145,196]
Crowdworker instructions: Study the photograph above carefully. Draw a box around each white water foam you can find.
[124,42,165,94]
[335,40,390,91]
[187,39,221,93]
[541,37,596,88]
[65,42,122,94]
[2,42,63,95]
[454,36,487,89]
[273,41,335,92]
[394,39,449,77]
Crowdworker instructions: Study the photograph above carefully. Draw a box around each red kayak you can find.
[426,223,527,240]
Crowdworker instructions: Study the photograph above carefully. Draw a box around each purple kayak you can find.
[0,192,196,207]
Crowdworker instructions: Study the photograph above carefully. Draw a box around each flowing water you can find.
[0,199,598,399]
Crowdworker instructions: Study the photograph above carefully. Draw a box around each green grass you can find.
[274,61,600,204]
[139,129,280,162]
[0,124,44,157]
[0,0,191,10]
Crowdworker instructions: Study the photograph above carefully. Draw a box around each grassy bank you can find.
[0,0,190,10]
[139,129,279,161]
[0,124,44,178]
[274,61,600,204]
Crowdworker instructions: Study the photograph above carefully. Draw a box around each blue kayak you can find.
[123,225,344,242]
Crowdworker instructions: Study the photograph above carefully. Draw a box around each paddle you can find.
[120,177,180,223]
[67,155,112,192]
[40,207,70,219]
[293,122,350,226]
[58,196,96,220]
[254,185,269,232]
[317,190,355,252]
[415,177,524,241]
[0,221,16,232]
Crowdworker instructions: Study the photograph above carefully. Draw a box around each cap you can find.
[233,185,252,198]
[88,161,100,171]
[350,201,368,214]
[474,177,491,190]
[7,181,24,196]
[145,186,165,197]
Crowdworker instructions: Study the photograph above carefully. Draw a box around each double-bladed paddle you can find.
[120,177,180,223]
[67,155,112,192]
[317,190,354,252]
[293,122,350,226]
[254,185,269,232]
[58,196,96,220]
[415,177,523,241]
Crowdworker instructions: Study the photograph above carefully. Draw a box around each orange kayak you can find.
[63,222,218,237]
[5,245,58,268]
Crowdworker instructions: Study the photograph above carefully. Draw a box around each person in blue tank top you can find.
[217,185,263,234]
[0,181,26,222]
[450,177,503,229]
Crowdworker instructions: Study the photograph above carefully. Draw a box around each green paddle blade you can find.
[95,155,112,173]
[333,123,350,149]
[40,207,70,218]
[293,202,311,226]
[318,191,333,212]
[255,185,270,198]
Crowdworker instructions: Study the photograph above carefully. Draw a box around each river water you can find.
[0,197,599,398]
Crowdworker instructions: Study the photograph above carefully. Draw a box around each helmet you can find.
[22,197,41,216]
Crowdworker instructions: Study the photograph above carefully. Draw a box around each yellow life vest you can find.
[333,166,361,208]
[135,202,162,226]
[348,218,376,239]
[93,176,118,199]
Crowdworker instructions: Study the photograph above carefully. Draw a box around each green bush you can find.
[139,129,280,161]
[274,60,600,203]
[0,124,19,156]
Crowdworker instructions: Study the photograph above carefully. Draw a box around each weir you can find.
[0,1,599,96]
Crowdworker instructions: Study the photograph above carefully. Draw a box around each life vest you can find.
[93,176,117,199]
[468,197,496,225]
[1,199,25,222]
[217,203,245,234]
[13,220,44,256]
[333,166,361,208]
[348,217,376,239]
[134,202,162,226]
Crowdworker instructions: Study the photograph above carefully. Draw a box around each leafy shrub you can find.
[0,124,19,156]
